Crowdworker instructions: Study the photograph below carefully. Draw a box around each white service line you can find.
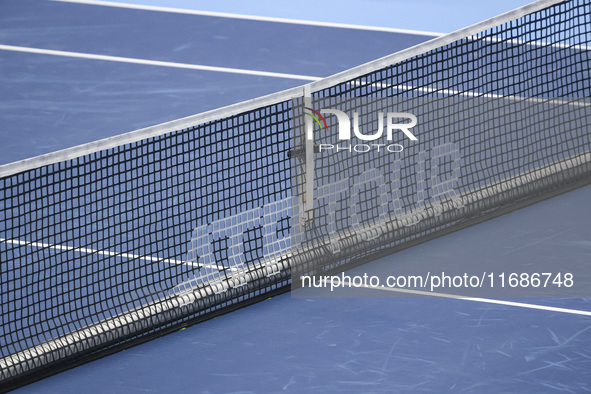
[0,237,232,270]
[0,44,322,81]
[361,284,591,317]
[347,80,591,107]
[50,0,443,37]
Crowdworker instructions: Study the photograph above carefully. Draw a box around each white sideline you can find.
[364,285,591,317]
[0,44,321,82]
[0,237,228,270]
[50,0,443,37]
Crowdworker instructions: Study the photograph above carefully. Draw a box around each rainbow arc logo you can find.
[304,107,328,131]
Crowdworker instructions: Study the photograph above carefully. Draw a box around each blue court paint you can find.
[0,0,434,165]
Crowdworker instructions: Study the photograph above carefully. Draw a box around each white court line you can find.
[358,284,591,317]
[0,237,235,271]
[0,44,322,81]
[50,0,443,37]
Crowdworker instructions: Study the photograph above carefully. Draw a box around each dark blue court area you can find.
[0,0,435,165]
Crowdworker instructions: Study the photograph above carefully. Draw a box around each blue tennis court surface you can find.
[2,0,591,392]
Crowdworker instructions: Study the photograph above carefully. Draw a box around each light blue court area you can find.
[15,185,591,393]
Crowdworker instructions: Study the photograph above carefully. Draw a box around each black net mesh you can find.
[1,0,590,389]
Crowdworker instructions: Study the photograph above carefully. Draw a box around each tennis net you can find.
[1,0,590,389]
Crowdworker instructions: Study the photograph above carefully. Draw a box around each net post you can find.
[302,84,315,223]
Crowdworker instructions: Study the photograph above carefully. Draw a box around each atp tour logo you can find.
[304,107,418,153]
